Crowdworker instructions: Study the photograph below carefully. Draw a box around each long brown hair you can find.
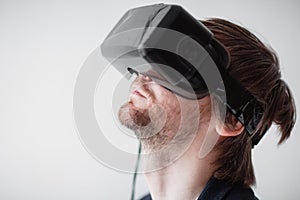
[201,18,296,186]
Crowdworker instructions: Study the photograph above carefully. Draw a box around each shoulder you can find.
[139,177,259,200]
[223,183,259,200]
[198,177,259,200]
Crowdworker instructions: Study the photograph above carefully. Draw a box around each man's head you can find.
[118,18,296,186]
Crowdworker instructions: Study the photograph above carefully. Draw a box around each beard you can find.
[118,99,201,171]
[118,102,151,130]
[118,96,203,171]
[118,98,197,150]
[118,102,169,144]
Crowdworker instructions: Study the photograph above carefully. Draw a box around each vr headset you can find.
[101,3,265,147]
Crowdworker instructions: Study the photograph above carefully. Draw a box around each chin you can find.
[118,102,151,130]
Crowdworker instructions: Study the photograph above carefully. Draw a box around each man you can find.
[118,18,296,200]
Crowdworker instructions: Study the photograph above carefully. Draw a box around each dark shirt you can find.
[139,177,259,200]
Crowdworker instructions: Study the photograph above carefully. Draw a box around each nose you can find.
[138,74,152,82]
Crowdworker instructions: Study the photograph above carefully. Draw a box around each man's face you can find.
[118,74,212,153]
[118,75,181,148]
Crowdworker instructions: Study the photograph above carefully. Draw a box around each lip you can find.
[132,90,147,98]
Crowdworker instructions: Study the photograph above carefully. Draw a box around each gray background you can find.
[0,0,299,199]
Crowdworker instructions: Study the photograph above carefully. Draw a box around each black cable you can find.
[131,142,142,200]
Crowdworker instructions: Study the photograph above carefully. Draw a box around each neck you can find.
[142,133,217,200]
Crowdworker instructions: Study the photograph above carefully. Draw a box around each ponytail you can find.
[269,80,296,144]
[256,50,296,145]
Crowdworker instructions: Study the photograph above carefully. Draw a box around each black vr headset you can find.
[101,3,266,147]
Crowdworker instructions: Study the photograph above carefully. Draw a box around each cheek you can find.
[152,85,171,100]
[153,85,181,113]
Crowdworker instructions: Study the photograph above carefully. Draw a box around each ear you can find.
[216,115,244,137]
